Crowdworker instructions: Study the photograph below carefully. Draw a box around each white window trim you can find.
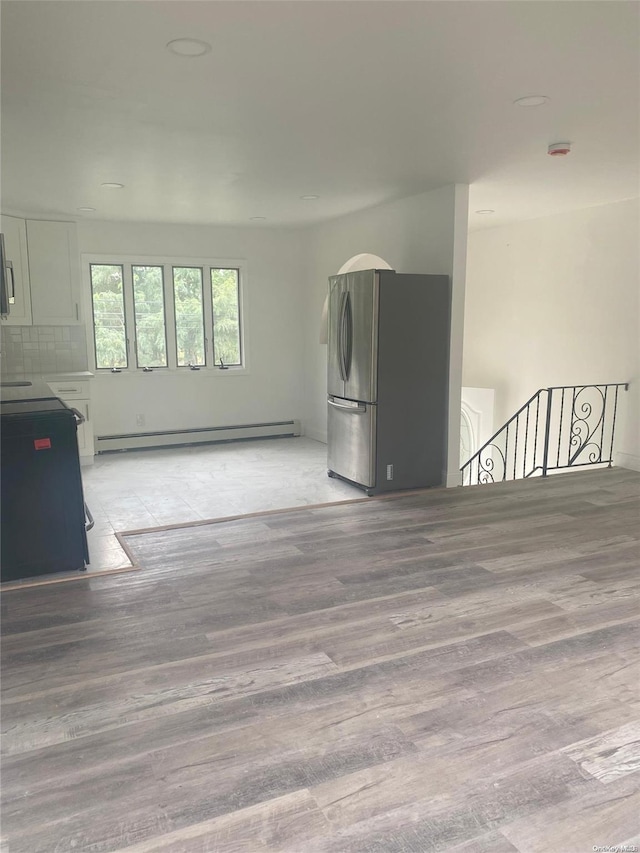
[82,254,249,376]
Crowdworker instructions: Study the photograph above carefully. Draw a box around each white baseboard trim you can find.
[615,451,640,472]
[305,427,327,445]
[96,420,302,453]
[447,470,463,488]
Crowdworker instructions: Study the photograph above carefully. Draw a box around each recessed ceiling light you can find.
[250,216,266,221]
[513,95,550,107]
[101,182,125,189]
[301,194,320,200]
[548,142,572,156]
[77,207,96,212]
[166,38,212,57]
[475,209,495,215]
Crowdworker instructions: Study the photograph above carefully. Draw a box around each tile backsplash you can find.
[1,325,89,376]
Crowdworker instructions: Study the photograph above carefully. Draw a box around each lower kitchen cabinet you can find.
[72,400,93,461]
[47,379,94,464]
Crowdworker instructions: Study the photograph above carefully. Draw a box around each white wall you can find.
[464,197,640,470]
[77,220,308,436]
[303,184,469,487]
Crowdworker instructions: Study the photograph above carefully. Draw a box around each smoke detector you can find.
[548,142,571,157]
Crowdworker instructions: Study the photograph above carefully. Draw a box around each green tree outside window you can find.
[132,266,167,367]
[174,267,205,366]
[90,264,127,369]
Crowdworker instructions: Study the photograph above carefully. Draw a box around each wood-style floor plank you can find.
[561,719,640,783]
[499,774,640,853]
[110,790,332,853]
[1,467,639,852]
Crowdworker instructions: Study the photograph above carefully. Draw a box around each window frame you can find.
[83,254,248,375]
[131,264,169,369]
[89,262,129,371]
[211,266,243,368]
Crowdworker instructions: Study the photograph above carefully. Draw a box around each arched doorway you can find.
[337,253,393,275]
[460,404,476,467]
[320,253,393,343]
[460,387,495,469]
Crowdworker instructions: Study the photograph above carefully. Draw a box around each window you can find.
[173,267,205,367]
[86,257,244,372]
[90,264,128,369]
[133,266,167,368]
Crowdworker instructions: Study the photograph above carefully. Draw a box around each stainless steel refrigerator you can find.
[327,269,450,495]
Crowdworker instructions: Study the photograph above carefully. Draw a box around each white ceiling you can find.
[1,1,638,230]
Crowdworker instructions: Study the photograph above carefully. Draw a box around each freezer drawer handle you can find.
[328,398,366,414]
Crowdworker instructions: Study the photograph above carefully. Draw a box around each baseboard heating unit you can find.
[96,420,302,453]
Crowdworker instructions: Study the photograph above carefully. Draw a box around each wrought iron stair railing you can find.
[460,383,629,486]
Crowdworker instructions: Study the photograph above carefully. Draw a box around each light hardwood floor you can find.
[1,467,639,852]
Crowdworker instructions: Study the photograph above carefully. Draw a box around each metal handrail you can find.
[463,389,545,473]
[461,382,629,486]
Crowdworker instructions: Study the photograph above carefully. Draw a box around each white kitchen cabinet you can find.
[27,219,82,325]
[0,214,32,325]
[47,379,94,464]
[72,400,93,461]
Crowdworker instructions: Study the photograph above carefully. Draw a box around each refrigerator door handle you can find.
[344,291,353,380]
[338,291,347,381]
[328,398,367,414]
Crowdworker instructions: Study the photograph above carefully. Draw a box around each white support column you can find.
[446,184,470,487]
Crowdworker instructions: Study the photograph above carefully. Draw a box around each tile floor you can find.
[83,436,365,573]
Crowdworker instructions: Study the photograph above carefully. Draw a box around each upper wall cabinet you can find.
[0,216,82,326]
[0,214,33,325]
[27,220,82,325]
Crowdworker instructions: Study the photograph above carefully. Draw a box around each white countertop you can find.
[43,371,95,381]
[2,371,94,383]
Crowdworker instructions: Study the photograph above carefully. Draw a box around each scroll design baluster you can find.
[567,385,606,465]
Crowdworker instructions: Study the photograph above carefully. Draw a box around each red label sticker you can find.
[34,438,52,450]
